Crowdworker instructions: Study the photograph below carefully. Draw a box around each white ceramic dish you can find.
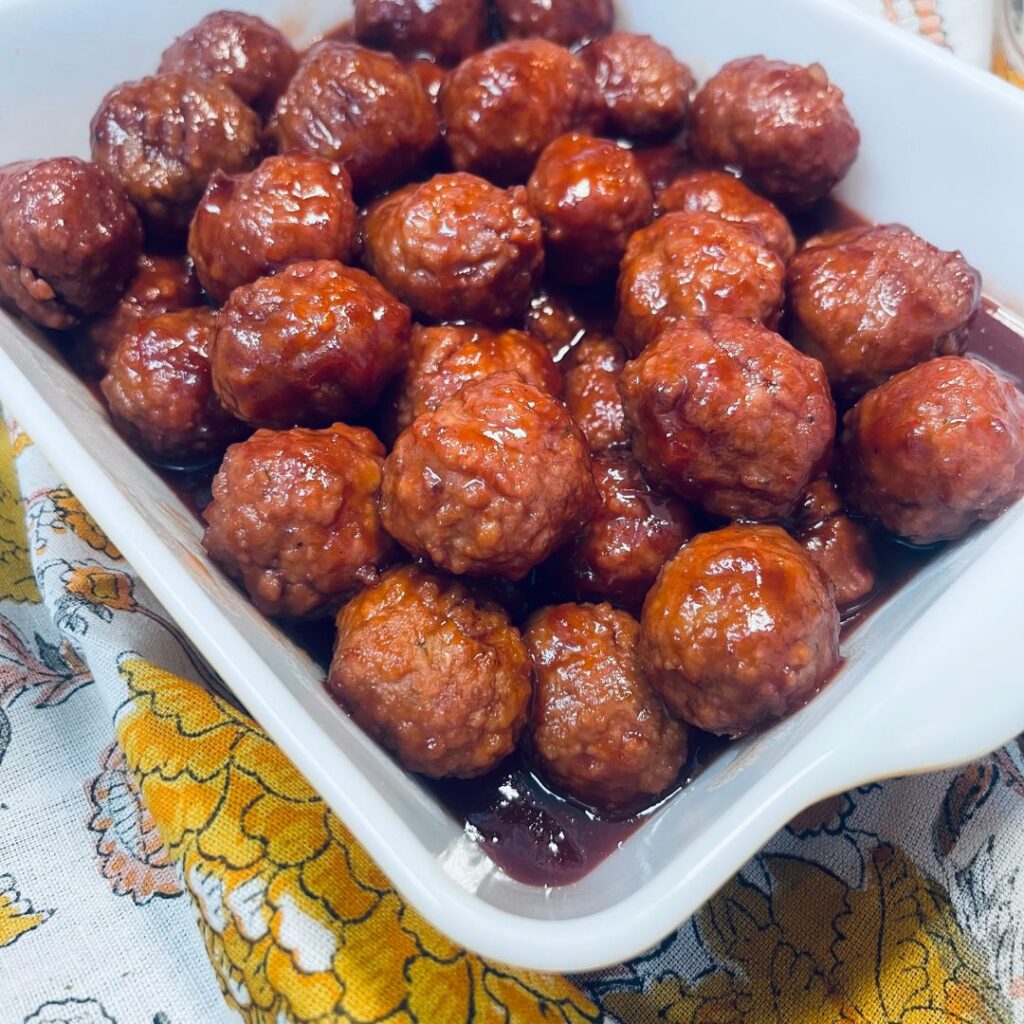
[2,0,1024,974]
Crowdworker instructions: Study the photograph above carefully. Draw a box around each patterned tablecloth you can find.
[2,2,1021,1022]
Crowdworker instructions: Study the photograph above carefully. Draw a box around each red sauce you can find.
[76,200,1024,889]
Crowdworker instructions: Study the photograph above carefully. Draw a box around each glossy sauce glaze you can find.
[143,204,1024,889]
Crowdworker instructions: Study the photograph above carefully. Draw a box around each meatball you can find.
[620,316,835,521]
[101,308,243,465]
[641,524,840,736]
[786,224,981,401]
[522,288,586,360]
[90,74,262,241]
[362,173,544,325]
[561,333,628,452]
[440,39,604,186]
[157,10,298,116]
[392,323,561,434]
[631,144,690,198]
[659,169,796,261]
[188,154,358,304]
[524,602,686,813]
[408,58,447,105]
[493,0,613,48]
[327,564,531,778]
[211,260,411,428]
[202,423,395,617]
[792,479,876,611]
[557,452,696,607]
[840,357,1024,544]
[581,33,694,142]
[615,211,785,355]
[0,158,141,330]
[73,253,201,378]
[690,56,860,210]
[526,133,653,285]
[353,0,489,66]
[268,42,439,194]
[381,372,599,579]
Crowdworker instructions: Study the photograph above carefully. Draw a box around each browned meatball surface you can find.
[632,144,691,198]
[101,307,244,465]
[0,158,141,330]
[522,288,586,360]
[840,357,1024,544]
[408,58,447,105]
[641,524,841,736]
[90,74,262,241]
[659,169,796,261]
[211,260,411,428]
[354,0,490,65]
[691,56,860,210]
[392,323,561,433]
[73,253,201,378]
[616,211,785,355]
[268,42,438,194]
[524,602,687,813]
[188,154,358,303]
[157,10,298,115]
[581,33,694,142]
[557,451,696,607]
[527,133,652,285]
[440,39,604,185]
[362,173,544,325]
[327,564,531,778]
[494,0,613,47]
[561,333,628,452]
[620,316,835,521]
[786,224,981,401]
[202,423,395,617]
[381,372,598,579]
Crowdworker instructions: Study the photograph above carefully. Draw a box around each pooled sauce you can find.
[90,201,1024,889]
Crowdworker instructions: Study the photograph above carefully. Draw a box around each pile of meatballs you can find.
[2,0,1023,818]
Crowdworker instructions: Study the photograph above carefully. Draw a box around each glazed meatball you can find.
[101,308,243,465]
[73,253,201,378]
[494,0,613,47]
[381,372,599,579]
[524,602,687,813]
[786,224,981,401]
[0,158,141,330]
[561,334,628,452]
[631,144,691,198]
[202,423,395,617]
[557,452,696,607]
[522,288,586,360]
[392,324,561,434]
[90,74,262,241]
[268,42,439,194]
[362,173,544,325]
[840,357,1024,544]
[691,56,860,210]
[792,479,876,611]
[327,564,532,778]
[641,524,841,736]
[188,154,358,303]
[211,260,411,428]
[440,39,604,186]
[157,10,298,116]
[527,133,653,285]
[615,211,785,355]
[581,33,694,142]
[620,316,835,521]
[408,58,447,105]
[353,0,489,65]
[659,169,796,261]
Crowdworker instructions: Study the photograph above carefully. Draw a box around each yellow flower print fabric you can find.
[1,411,1024,1024]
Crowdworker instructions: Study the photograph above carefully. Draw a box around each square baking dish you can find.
[3,0,1024,974]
